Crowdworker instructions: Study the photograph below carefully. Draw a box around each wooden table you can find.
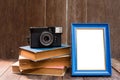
[0,59,120,80]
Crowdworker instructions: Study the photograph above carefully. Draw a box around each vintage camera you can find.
[30,27,62,48]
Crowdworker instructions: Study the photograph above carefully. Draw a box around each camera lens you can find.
[44,36,49,41]
[40,31,53,46]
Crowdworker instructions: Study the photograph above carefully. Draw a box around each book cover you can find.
[12,61,66,76]
[19,55,71,70]
[19,44,70,61]
[20,44,70,53]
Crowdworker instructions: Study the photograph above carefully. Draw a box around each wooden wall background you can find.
[0,0,120,59]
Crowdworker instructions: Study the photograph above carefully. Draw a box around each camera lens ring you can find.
[40,31,53,46]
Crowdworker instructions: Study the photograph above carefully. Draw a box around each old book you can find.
[19,44,70,61]
[19,55,71,70]
[12,61,66,76]
[12,61,20,73]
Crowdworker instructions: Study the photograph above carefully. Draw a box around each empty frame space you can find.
[71,24,111,76]
[76,29,105,70]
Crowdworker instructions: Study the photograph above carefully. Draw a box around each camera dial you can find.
[40,31,53,46]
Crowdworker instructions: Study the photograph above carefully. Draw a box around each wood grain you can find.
[104,0,120,58]
[0,60,120,80]
[0,0,46,59]
[0,0,15,59]
[63,68,84,80]
[87,0,107,22]
[112,58,120,73]
[19,75,49,80]
[0,60,20,80]
[26,0,46,26]
[84,69,120,80]
[67,0,87,44]
[0,0,120,59]
[87,0,120,58]
[0,66,21,80]
[12,0,27,59]
[0,60,13,76]
[46,0,67,44]
[0,0,26,59]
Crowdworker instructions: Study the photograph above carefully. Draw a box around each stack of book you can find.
[12,44,71,76]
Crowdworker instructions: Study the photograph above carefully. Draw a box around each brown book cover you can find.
[19,44,70,61]
[19,55,71,70]
[12,61,66,76]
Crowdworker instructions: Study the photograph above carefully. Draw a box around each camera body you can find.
[30,27,62,48]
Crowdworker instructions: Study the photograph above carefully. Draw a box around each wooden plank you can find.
[13,0,46,59]
[52,76,63,80]
[0,0,26,59]
[0,60,13,76]
[112,68,120,80]
[84,69,120,80]
[67,0,87,44]
[12,0,26,59]
[0,60,119,80]
[0,0,120,60]
[0,0,6,58]
[19,75,32,80]
[112,58,120,73]
[87,0,106,22]
[104,0,120,58]
[0,0,46,59]
[0,0,15,59]
[19,74,64,80]
[0,65,21,80]
[26,0,46,26]
[87,0,120,58]
[46,0,67,44]
[0,60,19,80]
[38,76,54,80]
[63,68,84,80]
[19,75,47,80]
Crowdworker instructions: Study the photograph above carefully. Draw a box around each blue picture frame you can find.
[71,23,111,76]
